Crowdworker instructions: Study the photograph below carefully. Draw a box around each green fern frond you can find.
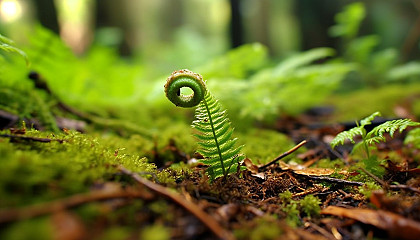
[331,111,420,152]
[367,119,420,141]
[0,33,29,65]
[330,112,381,148]
[192,91,245,180]
[330,126,364,148]
[165,70,246,180]
[360,111,381,127]
[364,136,386,145]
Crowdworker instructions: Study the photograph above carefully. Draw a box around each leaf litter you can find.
[0,110,419,240]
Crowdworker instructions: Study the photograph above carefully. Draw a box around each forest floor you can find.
[1,78,420,240]
[1,107,420,240]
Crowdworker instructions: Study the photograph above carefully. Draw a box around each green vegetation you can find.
[1,1,420,239]
[331,112,419,177]
[331,112,419,158]
[164,69,245,180]
[0,127,173,207]
[0,33,28,65]
[405,128,420,149]
[279,191,322,227]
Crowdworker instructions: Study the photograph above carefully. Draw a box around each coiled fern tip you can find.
[164,69,207,108]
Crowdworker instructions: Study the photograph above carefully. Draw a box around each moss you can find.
[313,158,345,170]
[278,190,301,227]
[237,129,297,164]
[358,181,382,198]
[283,202,301,228]
[148,200,172,221]
[234,216,283,240]
[279,191,321,226]
[140,225,170,240]
[0,128,174,208]
[0,217,53,240]
[98,227,132,240]
[362,156,386,178]
[328,83,420,122]
[299,195,321,218]
[0,84,59,132]
[155,121,198,159]
[279,190,293,203]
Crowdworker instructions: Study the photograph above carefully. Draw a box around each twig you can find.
[305,222,337,240]
[359,168,420,194]
[359,167,387,187]
[389,184,420,194]
[0,134,64,143]
[305,175,364,186]
[119,166,235,240]
[259,140,307,170]
[0,186,153,223]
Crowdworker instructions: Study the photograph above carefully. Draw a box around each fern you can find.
[331,126,364,147]
[165,69,245,180]
[366,119,419,144]
[331,111,380,147]
[331,112,420,158]
[0,33,29,65]
[192,91,245,180]
[238,48,354,120]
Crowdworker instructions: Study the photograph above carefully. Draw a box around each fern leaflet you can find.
[0,33,29,65]
[331,112,420,154]
[330,126,364,148]
[330,111,381,148]
[366,119,420,144]
[192,91,245,180]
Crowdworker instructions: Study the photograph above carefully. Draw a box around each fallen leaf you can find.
[321,206,420,240]
[279,160,334,176]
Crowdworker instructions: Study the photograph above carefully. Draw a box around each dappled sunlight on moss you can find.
[238,129,298,165]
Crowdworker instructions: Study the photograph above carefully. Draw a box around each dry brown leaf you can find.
[321,206,420,240]
[279,160,334,176]
[244,158,259,174]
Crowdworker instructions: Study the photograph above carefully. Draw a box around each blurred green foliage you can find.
[331,2,420,89]
[329,2,365,40]
[0,33,28,65]
[1,2,419,239]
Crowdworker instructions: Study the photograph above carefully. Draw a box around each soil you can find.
[0,112,419,240]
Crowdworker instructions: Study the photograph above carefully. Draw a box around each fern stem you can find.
[363,140,370,159]
[202,97,226,177]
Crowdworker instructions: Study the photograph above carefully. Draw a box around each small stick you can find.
[119,166,235,240]
[305,175,364,186]
[359,167,387,187]
[259,140,307,170]
[389,184,420,194]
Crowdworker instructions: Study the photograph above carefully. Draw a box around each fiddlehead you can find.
[164,69,245,180]
[164,69,207,108]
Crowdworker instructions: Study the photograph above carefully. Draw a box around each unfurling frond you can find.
[164,69,245,180]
